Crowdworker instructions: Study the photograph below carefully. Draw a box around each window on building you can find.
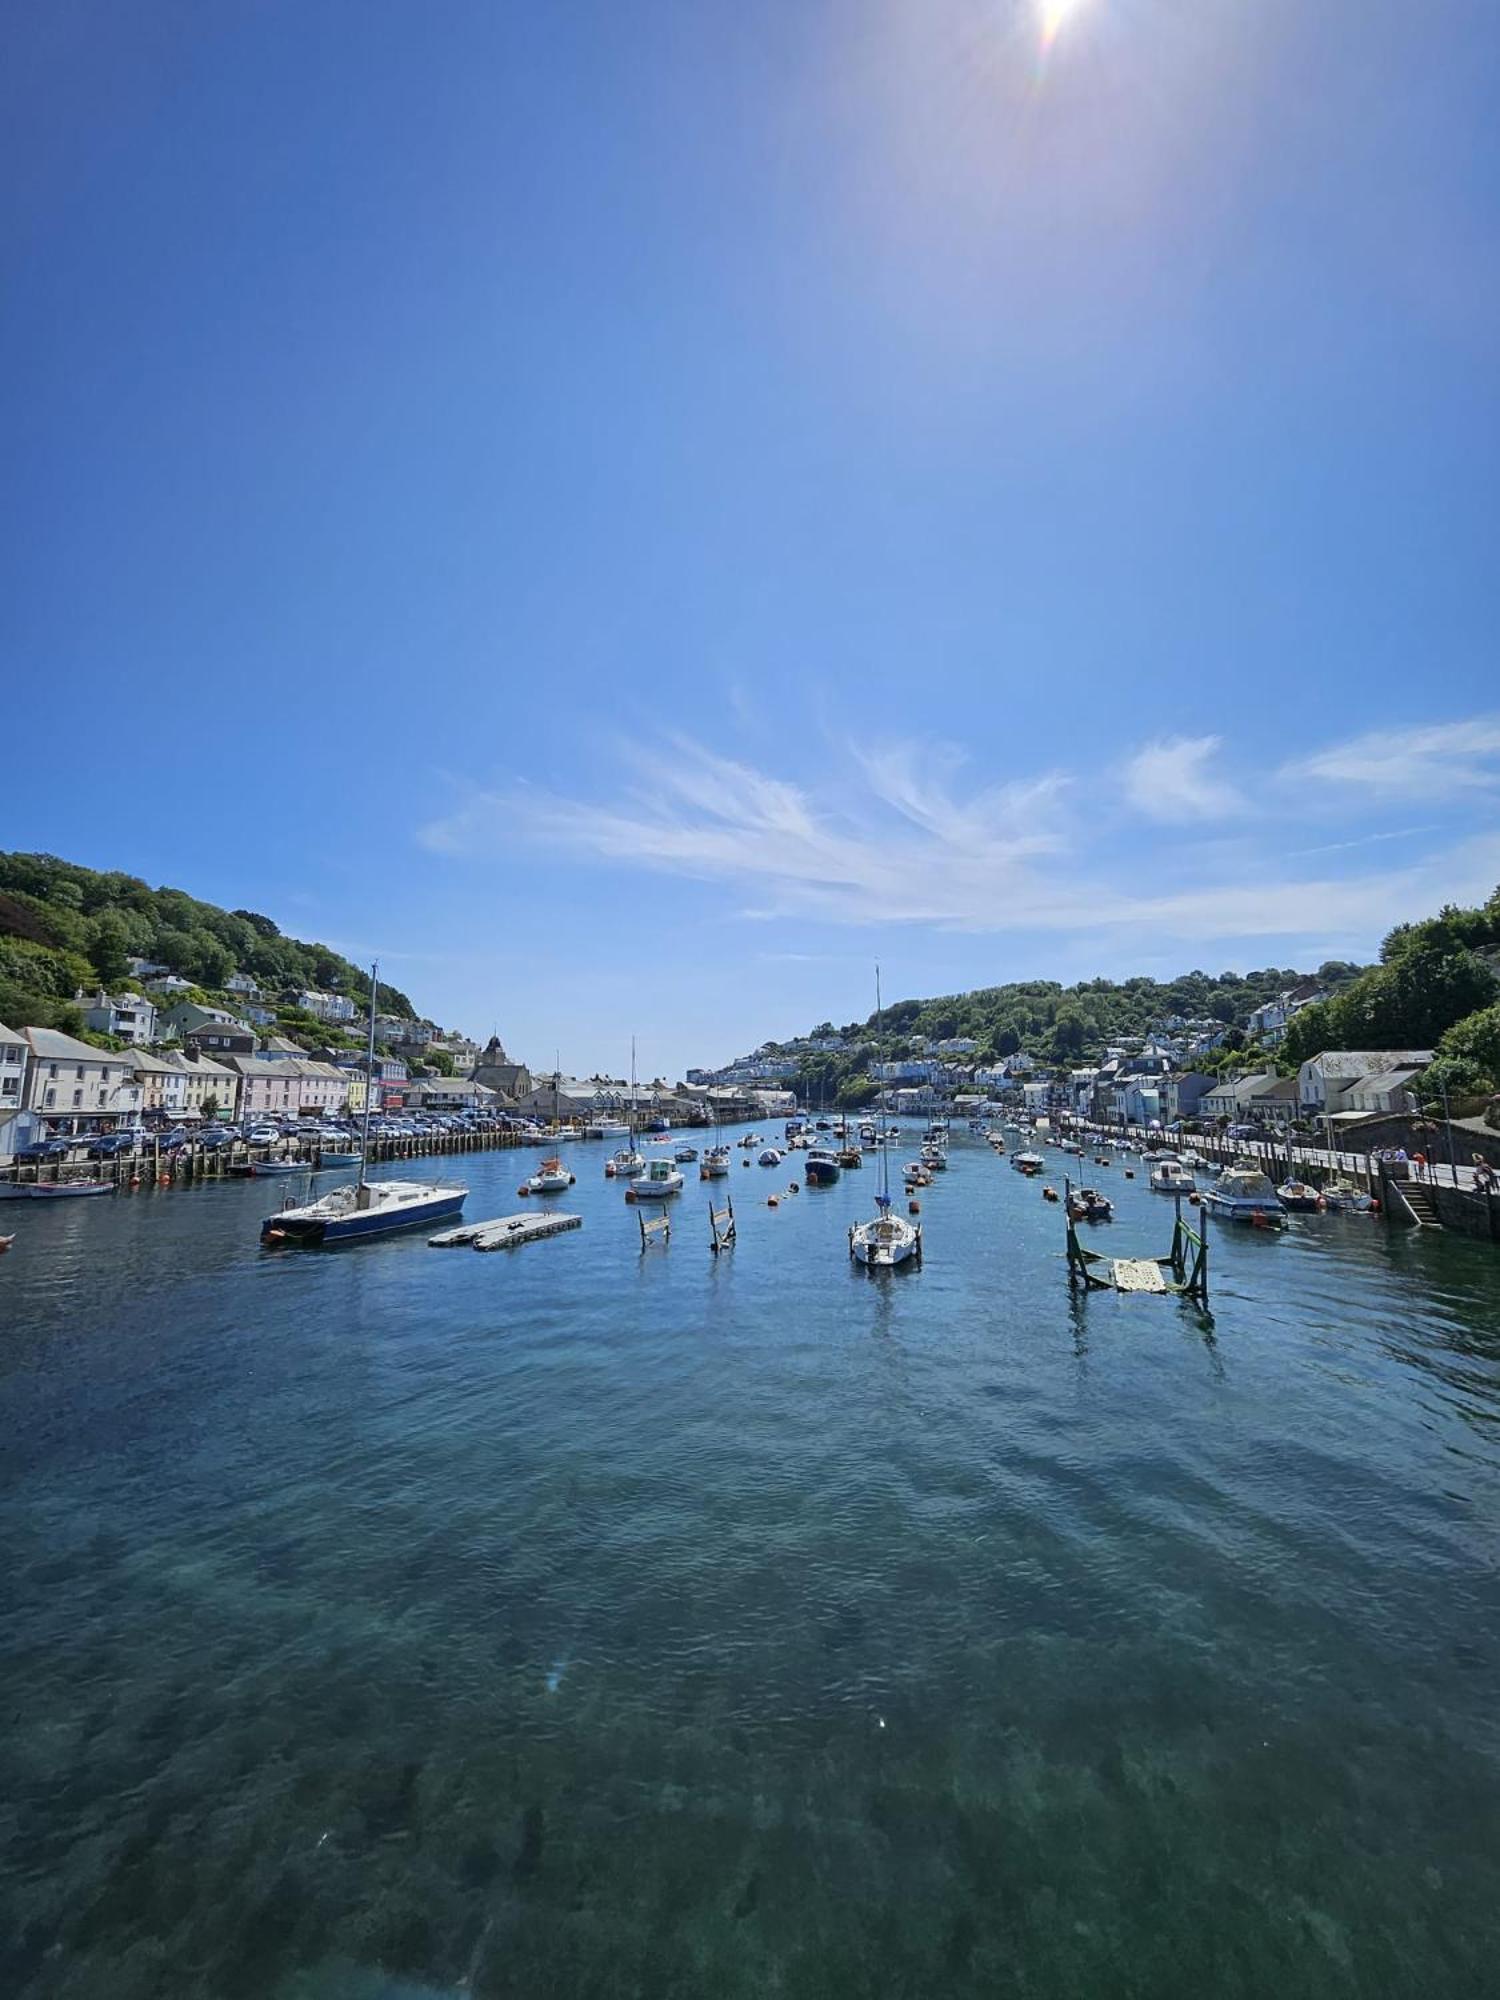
[72,1090,83,1107]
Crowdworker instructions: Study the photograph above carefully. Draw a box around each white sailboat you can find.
[849,968,922,1270]
[605,1038,647,1178]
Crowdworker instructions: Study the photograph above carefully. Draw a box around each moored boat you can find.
[848,968,922,1271]
[1277,1180,1323,1213]
[1012,1151,1045,1176]
[520,1156,575,1195]
[1067,1186,1114,1222]
[804,1147,840,1186]
[699,1145,731,1179]
[1200,1165,1287,1226]
[627,1157,684,1201]
[261,961,467,1245]
[1149,1158,1197,1196]
[758,1147,784,1168]
[606,1148,646,1178]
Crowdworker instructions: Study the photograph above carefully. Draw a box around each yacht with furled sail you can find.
[261,965,467,1246]
[849,971,922,1270]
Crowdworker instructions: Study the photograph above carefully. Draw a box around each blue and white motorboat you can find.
[805,1147,840,1187]
[261,959,466,1245]
[1200,1164,1287,1226]
[263,1176,467,1245]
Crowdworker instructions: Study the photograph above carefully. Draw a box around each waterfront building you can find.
[1202,1072,1285,1124]
[472,1036,533,1102]
[133,1051,240,1122]
[407,1076,497,1113]
[1298,1050,1435,1116]
[79,990,158,1045]
[223,1057,349,1120]
[0,1023,29,1156]
[19,1027,143,1141]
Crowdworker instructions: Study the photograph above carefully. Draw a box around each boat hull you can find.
[263,1189,465,1245]
[805,1161,839,1186]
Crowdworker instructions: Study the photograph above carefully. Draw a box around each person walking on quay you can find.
[1475,1155,1497,1196]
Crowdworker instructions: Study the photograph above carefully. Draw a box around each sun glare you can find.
[1038,0,1090,52]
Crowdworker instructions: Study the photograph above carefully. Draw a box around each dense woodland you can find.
[0,852,415,1043]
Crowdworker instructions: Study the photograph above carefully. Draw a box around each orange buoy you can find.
[768,1196,779,1208]
[518,1185,530,1197]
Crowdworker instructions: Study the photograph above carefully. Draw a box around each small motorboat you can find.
[521,1156,575,1195]
[1201,1165,1287,1226]
[1148,1158,1197,1196]
[1011,1151,1045,1176]
[739,1133,763,1149]
[1277,1180,1323,1213]
[1319,1181,1373,1214]
[320,1150,363,1168]
[919,1144,946,1171]
[252,1158,309,1176]
[673,1144,699,1164]
[699,1146,732,1179]
[805,1148,840,1186]
[1067,1187,1114,1222]
[606,1148,646,1178]
[627,1158,684,1201]
[758,1147,784,1168]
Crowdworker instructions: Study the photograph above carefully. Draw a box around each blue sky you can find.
[3,0,1496,1077]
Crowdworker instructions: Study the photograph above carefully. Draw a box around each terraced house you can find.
[18,1027,143,1144]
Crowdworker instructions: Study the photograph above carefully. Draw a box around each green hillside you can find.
[0,851,415,1040]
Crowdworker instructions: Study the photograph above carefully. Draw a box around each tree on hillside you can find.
[1437,1003,1500,1089]
[88,911,132,988]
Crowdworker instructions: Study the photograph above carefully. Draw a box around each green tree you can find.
[1437,1003,1500,1088]
[88,911,132,988]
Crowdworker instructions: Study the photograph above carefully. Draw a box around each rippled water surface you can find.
[4,1134,1500,1998]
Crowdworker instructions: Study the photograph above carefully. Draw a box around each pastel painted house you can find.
[21,1028,143,1138]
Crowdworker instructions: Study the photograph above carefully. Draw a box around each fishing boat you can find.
[836,1145,863,1169]
[1148,1158,1197,1196]
[919,1143,946,1172]
[1067,1186,1114,1222]
[1277,1180,1323,1213]
[903,1161,931,1189]
[520,1156,575,1195]
[1012,1151,1045,1176]
[627,1157,684,1201]
[804,1147,840,1187]
[849,969,921,1270]
[699,1145,731,1180]
[1200,1164,1287,1226]
[261,962,467,1245]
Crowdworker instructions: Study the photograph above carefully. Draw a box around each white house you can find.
[144,973,195,997]
[79,991,158,1045]
[294,989,358,1026]
[1202,1072,1281,1122]
[225,972,262,998]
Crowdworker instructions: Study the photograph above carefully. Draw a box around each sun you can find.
[1038,0,1091,52]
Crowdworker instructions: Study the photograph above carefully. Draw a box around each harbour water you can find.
[4,1134,1500,1998]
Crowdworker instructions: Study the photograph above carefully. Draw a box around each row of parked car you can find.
[14,1111,508,1163]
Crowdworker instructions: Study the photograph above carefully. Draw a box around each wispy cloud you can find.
[1281,717,1500,798]
[1121,735,1243,823]
[417,730,1500,948]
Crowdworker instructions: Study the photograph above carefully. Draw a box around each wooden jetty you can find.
[430,1212,582,1252]
[1065,1180,1208,1303]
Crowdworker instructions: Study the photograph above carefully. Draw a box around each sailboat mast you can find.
[359,961,378,1188]
[875,963,890,1206]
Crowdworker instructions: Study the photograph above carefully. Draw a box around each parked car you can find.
[246,1125,281,1145]
[88,1133,138,1159]
[17,1138,74,1162]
